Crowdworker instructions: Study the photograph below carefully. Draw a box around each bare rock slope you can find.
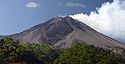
[11,16,125,50]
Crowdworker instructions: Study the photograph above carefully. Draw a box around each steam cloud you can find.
[70,0,125,43]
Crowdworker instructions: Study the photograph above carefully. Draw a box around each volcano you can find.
[10,16,125,50]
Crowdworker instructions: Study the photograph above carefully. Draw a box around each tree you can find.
[0,37,19,63]
[54,41,125,64]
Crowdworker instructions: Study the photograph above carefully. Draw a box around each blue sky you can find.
[0,0,112,35]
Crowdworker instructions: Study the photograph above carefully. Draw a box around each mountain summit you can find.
[11,16,125,49]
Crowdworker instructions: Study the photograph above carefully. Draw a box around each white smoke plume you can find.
[70,0,125,43]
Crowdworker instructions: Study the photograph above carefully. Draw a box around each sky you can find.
[0,0,112,35]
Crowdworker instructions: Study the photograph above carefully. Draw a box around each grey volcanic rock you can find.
[10,16,125,50]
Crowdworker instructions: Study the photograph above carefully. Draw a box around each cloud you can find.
[70,0,125,43]
[66,2,85,8]
[26,2,39,9]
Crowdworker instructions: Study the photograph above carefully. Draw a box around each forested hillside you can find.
[0,37,125,64]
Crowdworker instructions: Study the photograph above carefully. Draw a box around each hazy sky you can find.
[0,0,112,35]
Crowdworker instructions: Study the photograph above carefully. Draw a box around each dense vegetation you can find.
[0,37,125,64]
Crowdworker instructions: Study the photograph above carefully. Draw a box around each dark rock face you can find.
[10,16,125,50]
[44,17,74,44]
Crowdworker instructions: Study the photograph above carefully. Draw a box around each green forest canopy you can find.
[0,37,125,64]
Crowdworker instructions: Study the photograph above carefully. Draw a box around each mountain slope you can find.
[10,16,125,50]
